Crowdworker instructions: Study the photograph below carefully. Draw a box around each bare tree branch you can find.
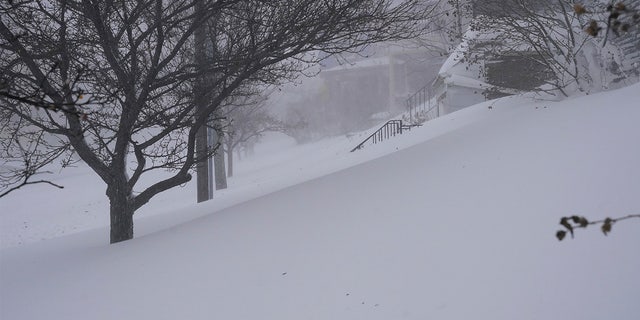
[556,214,640,240]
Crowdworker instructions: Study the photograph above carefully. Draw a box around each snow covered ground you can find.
[1,84,640,320]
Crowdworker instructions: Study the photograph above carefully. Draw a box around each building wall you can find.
[439,84,485,114]
[484,53,552,99]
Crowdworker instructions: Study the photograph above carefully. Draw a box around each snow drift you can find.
[2,84,640,320]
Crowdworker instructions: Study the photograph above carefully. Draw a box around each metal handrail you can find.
[351,79,441,152]
[406,77,439,124]
[350,120,413,152]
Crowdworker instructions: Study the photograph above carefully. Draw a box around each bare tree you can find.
[466,0,624,95]
[446,0,474,45]
[575,1,640,42]
[0,111,69,198]
[0,0,438,243]
[221,93,287,177]
[411,0,474,57]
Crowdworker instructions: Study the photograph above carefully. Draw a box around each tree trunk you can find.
[227,142,233,177]
[455,0,462,41]
[196,125,210,202]
[214,149,227,189]
[109,191,134,244]
[212,129,227,189]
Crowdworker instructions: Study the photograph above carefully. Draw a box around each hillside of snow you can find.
[2,84,640,320]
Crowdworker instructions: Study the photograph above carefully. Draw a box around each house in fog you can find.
[320,56,401,122]
[434,0,640,115]
[318,47,445,132]
[433,28,552,115]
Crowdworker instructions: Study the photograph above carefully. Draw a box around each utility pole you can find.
[194,0,209,203]
[195,1,226,202]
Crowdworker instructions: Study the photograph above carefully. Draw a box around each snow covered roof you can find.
[444,73,521,95]
[443,73,489,90]
[438,29,478,76]
[439,21,537,77]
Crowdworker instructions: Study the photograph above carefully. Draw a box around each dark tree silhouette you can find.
[0,0,437,243]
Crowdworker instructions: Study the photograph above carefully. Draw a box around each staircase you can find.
[405,79,440,125]
[350,120,417,152]
[351,79,440,152]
